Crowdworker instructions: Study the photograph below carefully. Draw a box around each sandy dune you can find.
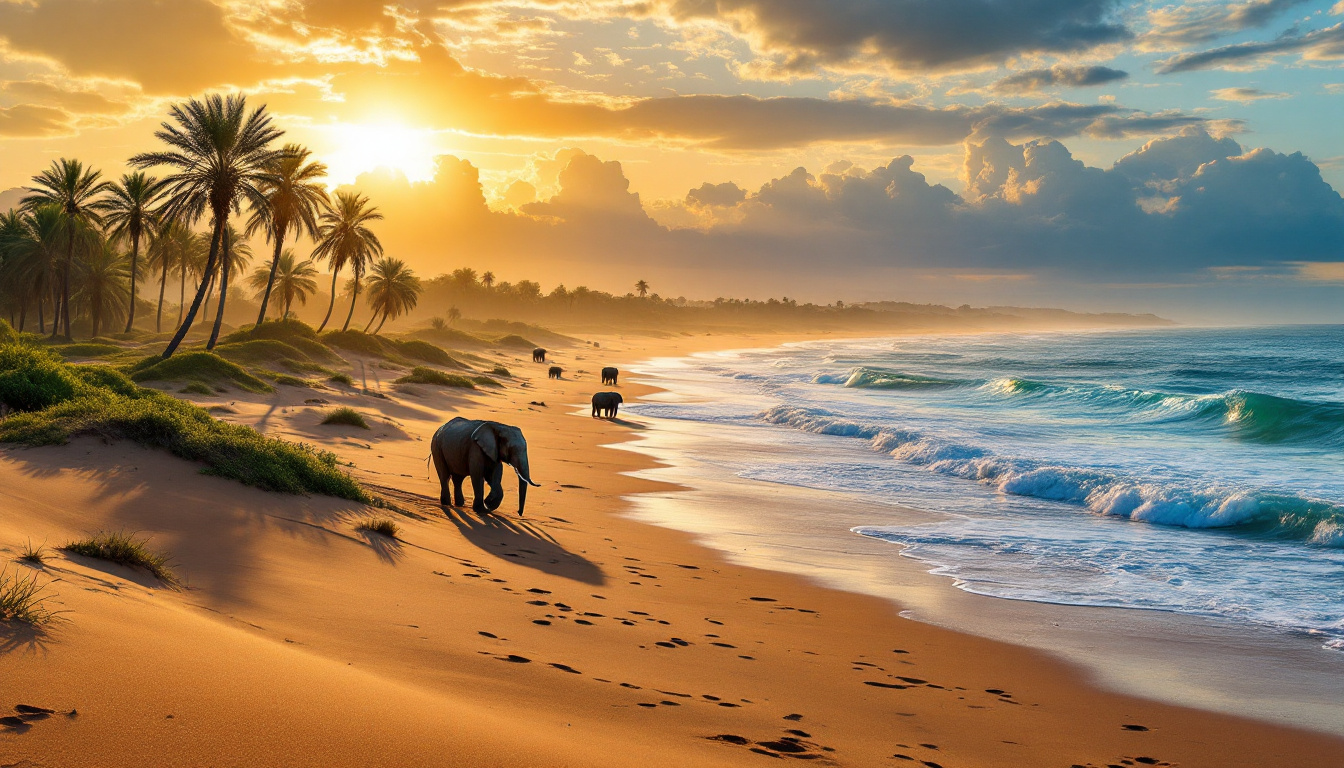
[2,332,1341,767]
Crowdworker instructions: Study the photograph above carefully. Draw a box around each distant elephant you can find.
[548,366,562,379]
[592,391,623,419]
[532,348,547,363]
[430,417,541,516]
[601,367,619,386]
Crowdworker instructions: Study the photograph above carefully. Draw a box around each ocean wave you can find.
[758,404,1344,546]
[812,366,963,390]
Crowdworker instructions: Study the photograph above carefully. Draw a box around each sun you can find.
[319,122,440,187]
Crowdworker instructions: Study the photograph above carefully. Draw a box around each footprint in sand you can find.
[478,631,499,638]
[865,681,908,689]
[1122,724,1151,731]
[533,619,552,626]
[783,713,804,721]
[748,597,776,602]
[501,655,531,663]
[549,663,582,674]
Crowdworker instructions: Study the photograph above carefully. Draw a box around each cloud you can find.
[1144,0,1312,48]
[1156,23,1344,73]
[989,65,1130,94]
[0,80,133,114]
[659,0,1131,74]
[686,181,748,207]
[1210,87,1292,103]
[0,103,75,137]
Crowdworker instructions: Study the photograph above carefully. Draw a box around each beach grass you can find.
[321,407,369,429]
[393,367,476,388]
[0,566,60,625]
[18,540,47,565]
[127,352,274,393]
[179,382,215,395]
[356,517,399,538]
[0,344,371,502]
[63,531,179,587]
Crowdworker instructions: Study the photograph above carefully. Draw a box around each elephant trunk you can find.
[513,451,541,516]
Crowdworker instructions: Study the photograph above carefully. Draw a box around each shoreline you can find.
[1,330,1341,766]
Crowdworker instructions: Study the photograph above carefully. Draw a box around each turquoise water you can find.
[630,327,1344,649]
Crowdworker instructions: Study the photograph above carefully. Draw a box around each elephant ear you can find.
[473,423,500,462]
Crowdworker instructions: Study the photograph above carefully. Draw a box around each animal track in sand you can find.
[549,663,582,674]
[864,681,908,689]
[1121,724,1151,731]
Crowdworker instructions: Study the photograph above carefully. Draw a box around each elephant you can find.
[430,417,541,515]
[591,391,623,419]
[601,367,619,386]
[532,348,547,363]
[548,366,563,379]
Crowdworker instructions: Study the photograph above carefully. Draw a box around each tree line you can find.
[0,94,421,354]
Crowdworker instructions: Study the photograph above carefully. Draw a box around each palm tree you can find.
[447,306,462,325]
[177,227,210,326]
[311,190,382,332]
[100,172,165,333]
[481,271,495,289]
[146,219,193,333]
[247,249,317,320]
[1,204,83,334]
[204,224,253,347]
[363,257,421,334]
[22,158,109,338]
[246,144,328,326]
[635,279,649,298]
[74,237,130,338]
[130,93,285,357]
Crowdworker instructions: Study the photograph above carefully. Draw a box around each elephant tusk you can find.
[513,467,542,487]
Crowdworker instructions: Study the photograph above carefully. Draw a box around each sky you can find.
[1,0,1343,323]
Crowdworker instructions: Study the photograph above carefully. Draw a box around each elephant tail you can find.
[426,453,432,479]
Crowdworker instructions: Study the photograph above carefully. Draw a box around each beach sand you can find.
[2,331,1341,767]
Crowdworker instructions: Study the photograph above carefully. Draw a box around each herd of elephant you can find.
[427,346,628,517]
[532,347,623,419]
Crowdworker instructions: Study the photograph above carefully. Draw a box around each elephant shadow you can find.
[441,506,606,586]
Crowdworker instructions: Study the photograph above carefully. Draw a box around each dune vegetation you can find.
[0,567,60,625]
[393,366,476,389]
[63,531,179,588]
[321,407,369,429]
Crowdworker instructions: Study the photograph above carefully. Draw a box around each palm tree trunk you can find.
[256,228,285,326]
[202,271,216,322]
[92,295,101,339]
[362,305,378,333]
[36,292,44,334]
[56,228,73,339]
[341,276,360,332]
[317,269,340,332]
[17,302,26,332]
[284,296,293,321]
[157,262,168,333]
[162,221,223,358]
[124,231,140,333]
[178,264,187,325]
[207,230,231,349]
[373,310,389,334]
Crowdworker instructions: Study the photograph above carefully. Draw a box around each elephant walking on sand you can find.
[548,366,563,379]
[601,367,619,386]
[532,348,547,363]
[430,417,541,515]
[592,391,623,418]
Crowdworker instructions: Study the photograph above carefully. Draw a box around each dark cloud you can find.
[662,0,1131,73]
[1145,0,1311,47]
[990,65,1129,94]
[0,103,75,137]
[1156,23,1344,73]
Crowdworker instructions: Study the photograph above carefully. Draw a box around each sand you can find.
[2,330,1341,767]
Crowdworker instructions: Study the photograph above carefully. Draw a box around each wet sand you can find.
[1,330,1341,767]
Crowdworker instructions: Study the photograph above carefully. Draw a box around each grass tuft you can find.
[18,540,46,565]
[0,319,18,345]
[179,382,215,395]
[63,531,179,587]
[321,407,369,429]
[127,352,273,393]
[393,339,465,368]
[356,517,399,538]
[0,343,370,501]
[489,365,511,377]
[327,371,354,386]
[471,376,503,388]
[0,566,60,625]
[394,367,475,388]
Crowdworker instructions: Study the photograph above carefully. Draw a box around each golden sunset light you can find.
[2,2,1343,767]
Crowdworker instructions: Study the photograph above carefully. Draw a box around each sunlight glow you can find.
[320,122,441,187]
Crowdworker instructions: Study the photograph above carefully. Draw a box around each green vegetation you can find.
[179,382,214,395]
[0,320,17,345]
[493,334,535,349]
[471,376,503,388]
[356,516,399,538]
[322,328,397,358]
[51,342,124,358]
[394,338,465,368]
[321,407,369,429]
[393,367,475,388]
[19,540,47,565]
[489,365,511,377]
[127,351,273,393]
[0,567,60,625]
[63,531,178,587]
[221,321,344,364]
[0,344,369,502]
[328,372,354,386]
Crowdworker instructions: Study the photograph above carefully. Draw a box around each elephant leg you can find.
[470,472,487,513]
[432,447,451,505]
[451,474,466,507]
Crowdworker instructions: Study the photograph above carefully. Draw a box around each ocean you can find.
[626,326,1344,652]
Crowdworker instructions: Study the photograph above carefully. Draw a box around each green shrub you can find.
[393,367,475,388]
[321,407,369,429]
[356,516,399,537]
[179,382,214,395]
[490,365,511,377]
[0,351,369,502]
[0,566,60,624]
[19,540,46,565]
[392,339,465,368]
[52,342,123,359]
[215,339,315,365]
[321,329,397,358]
[493,334,535,349]
[0,320,18,345]
[471,376,503,387]
[127,352,273,393]
[269,373,315,388]
[328,372,354,386]
[222,319,318,343]
[63,531,178,587]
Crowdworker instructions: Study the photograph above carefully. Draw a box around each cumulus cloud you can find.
[1144,0,1312,47]
[0,103,76,137]
[989,65,1130,94]
[1157,23,1344,73]
[1211,87,1291,102]
[660,0,1131,74]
